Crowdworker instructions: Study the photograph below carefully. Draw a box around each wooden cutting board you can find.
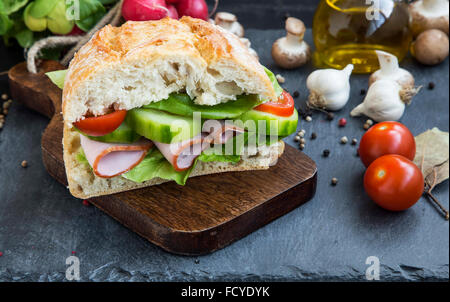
[8,60,317,256]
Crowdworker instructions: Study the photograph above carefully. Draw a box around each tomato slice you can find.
[254,91,295,117]
[74,110,127,137]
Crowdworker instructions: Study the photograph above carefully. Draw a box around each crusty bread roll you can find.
[62,17,285,199]
[62,17,277,126]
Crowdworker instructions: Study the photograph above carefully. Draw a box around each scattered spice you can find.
[360,89,367,95]
[294,135,301,142]
[428,82,435,90]
[338,118,347,127]
[0,251,3,257]
[331,177,338,186]
[194,259,200,264]
[72,251,76,255]
[356,149,360,157]
[413,128,449,220]
[293,91,300,98]
[363,123,371,130]
[326,112,334,121]
[276,74,285,84]
[365,119,374,126]
[322,149,330,157]
[305,116,312,122]
[299,144,305,150]
[351,138,358,145]
[1,94,7,100]
[340,136,348,144]
[300,138,306,144]
[21,160,28,168]
[310,132,317,140]
[82,200,90,206]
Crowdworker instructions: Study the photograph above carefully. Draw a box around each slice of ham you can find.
[80,135,153,178]
[154,121,245,171]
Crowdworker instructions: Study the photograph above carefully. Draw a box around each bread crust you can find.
[63,126,285,199]
[62,17,276,126]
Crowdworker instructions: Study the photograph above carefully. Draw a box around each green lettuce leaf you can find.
[122,148,195,185]
[143,93,262,119]
[46,69,67,89]
[0,0,29,15]
[263,66,283,97]
[75,0,106,32]
[198,151,241,163]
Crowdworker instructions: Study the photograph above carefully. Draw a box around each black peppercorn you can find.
[360,89,366,95]
[322,149,330,157]
[310,132,317,139]
[293,91,300,98]
[428,82,435,90]
[326,112,334,121]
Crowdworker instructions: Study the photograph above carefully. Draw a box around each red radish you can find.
[167,4,179,19]
[65,25,85,36]
[176,0,209,20]
[122,0,170,21]
[166,0,179,3]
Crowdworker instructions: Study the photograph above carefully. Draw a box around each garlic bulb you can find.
[351,80,408,122]
[307,64,354,111]
[369,50,415,89]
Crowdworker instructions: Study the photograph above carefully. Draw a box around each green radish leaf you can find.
[75,0,105,32]
[14,28,33,47]
[29,0,58,18]
[0,12,13,35]
[98,0,119,4]
[0,0,29,15]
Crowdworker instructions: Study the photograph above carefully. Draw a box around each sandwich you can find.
[47,17,298,199]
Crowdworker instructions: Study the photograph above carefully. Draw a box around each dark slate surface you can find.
[0,28,448,281]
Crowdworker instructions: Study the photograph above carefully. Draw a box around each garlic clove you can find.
[351,80,406,122]
[369,50,415,89]
[306,64,353,111]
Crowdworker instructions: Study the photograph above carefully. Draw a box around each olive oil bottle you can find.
[313,0,412,73]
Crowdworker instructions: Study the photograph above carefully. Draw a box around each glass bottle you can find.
[312,0,412,73]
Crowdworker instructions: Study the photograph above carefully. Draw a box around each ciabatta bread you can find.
[62,17,277,126]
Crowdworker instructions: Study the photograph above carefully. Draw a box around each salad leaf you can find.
[0,12,12,35]
[28,0,58,18]
[263,66,283,97]
[0,0,29,15]
[14,28,33,47]
[46,69,67,89]
[98,0,119,4]
[75,0,105,32]
[123,148,195,185]
[143,93,262,119]
[198,152,241,164]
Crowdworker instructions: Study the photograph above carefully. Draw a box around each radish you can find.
[122,0,170,21]
[176,0,209,21]
[167,4,179,19]
[166,0,180,3]
[66,25,85,36]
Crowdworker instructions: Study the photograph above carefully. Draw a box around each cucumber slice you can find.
[126,108,201,144]
[81,120,141,144]
[236,108,298,137]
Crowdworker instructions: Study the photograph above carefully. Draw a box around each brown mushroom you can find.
[409,0,449,37]
[271,17,311,69]
[214,12,244,38]
[412,29,449,65]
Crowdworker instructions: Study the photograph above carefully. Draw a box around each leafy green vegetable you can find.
[0,12,12,35]
[46,69,67,89]
[28,0,58,18]
[263,66,283,97]
[0,0,29,15]
[123,148,195,185]
[143,93,262,119]
[14,27,33,47]
[75,0,106,32]
[198,152,241,164]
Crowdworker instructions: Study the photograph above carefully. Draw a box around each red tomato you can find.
[254,91,295,117]
[74,110,127,137]
[359,121,416,168]
[364,155,424,211]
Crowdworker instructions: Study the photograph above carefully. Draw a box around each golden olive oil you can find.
[313,0,412,73]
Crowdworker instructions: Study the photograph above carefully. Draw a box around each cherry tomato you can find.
[74,110,127,137]
[364,155,424,211]
[254,91,295,117]
[359,121,416,168]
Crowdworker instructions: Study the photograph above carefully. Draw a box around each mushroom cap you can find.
[215,12,238,23]
[409,0,449,36]
[271,37,311,69]
[369,68,415,89]
[285,17,306,36]
[412,29,449,65]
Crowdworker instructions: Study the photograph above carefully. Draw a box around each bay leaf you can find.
[413,128,449,186]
